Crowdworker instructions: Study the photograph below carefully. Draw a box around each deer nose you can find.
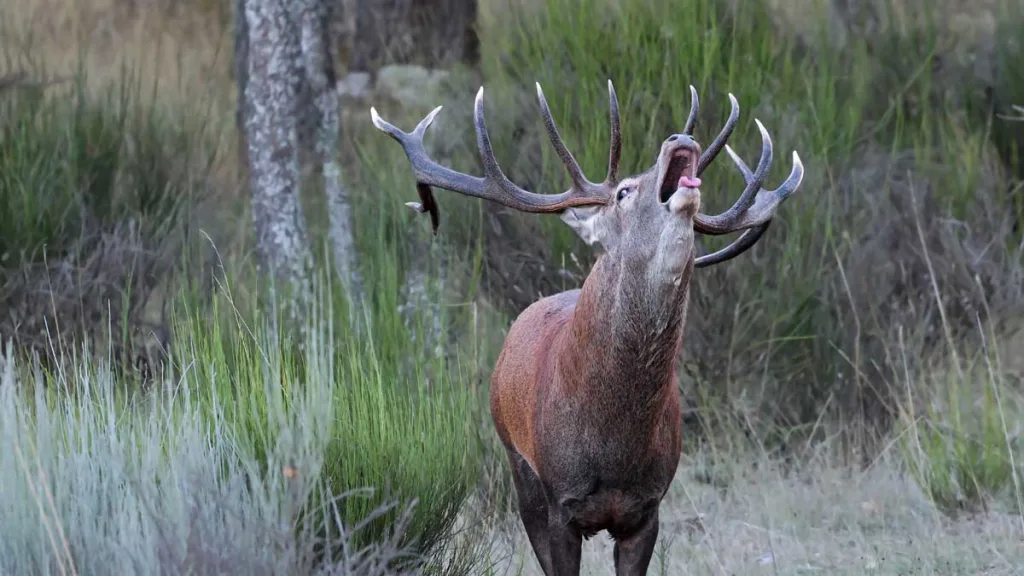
[665,133,696,145]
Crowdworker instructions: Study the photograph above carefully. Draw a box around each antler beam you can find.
[371,82,622,233]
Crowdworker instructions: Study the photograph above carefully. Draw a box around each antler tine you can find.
[412,105,444,137]
[697,93,739,177]
[474,87,508,181]
[371,106,444,232]
[757,149,804,201]
[725,143,804,204]
[694,222,772,268]
[475,86,608,206]
[683,85,699,136]
[724,143,754,180]
[693,148,803,265]
[778,153,803,199]
[372,101,487,201]
[692,118,774,235]
[535,82,603,195]
[606,79,622,185]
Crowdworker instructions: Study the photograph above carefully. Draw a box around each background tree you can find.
[297,0,364,312]
[237,0,366,320]
[239,0,313,313]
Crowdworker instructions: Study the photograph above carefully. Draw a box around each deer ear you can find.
[559,206,603,246]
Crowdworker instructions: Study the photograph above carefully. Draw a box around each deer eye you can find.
[616,186,633,202]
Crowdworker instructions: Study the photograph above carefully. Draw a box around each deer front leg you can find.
[546,504,583,576]
[612,511,660,576]
[508,451,557,573]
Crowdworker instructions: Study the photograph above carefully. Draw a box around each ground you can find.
[458,454,1024,575]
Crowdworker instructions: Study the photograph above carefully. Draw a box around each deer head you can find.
[370,81,802,285]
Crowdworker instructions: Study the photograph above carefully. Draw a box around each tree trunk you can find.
[295,0,364,312]
[242,0,313,309]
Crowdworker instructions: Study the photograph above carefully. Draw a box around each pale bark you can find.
[294,0,364,310]
[242,0,313,306]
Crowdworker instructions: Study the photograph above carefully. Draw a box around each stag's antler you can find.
[677,87,803,266]
[682,88,804,239]
[371,82,621,233]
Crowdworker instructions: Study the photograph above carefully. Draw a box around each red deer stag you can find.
[371,81,803,575]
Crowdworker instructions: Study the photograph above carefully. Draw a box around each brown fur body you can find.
[490,252,693,572]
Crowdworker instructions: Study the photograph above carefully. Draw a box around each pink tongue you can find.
[678,175,702,189]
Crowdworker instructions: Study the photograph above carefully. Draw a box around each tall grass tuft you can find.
[0,67,218,369]
[0,263,484,573]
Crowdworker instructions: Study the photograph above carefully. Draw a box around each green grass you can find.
[0,69,210,265]
[174,267,484,558]
[0,66,217,370]
[0,265,485,573]
[897,326,1023,514]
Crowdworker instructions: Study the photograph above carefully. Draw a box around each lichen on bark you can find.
[242,0,313,309]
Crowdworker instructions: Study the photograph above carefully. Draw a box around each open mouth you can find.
[659,147,702,204]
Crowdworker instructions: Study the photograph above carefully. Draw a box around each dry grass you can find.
[0,0,231,96]
[1,0,242,202]
[469,452,1024,575]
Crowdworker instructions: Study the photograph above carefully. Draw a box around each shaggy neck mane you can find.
[559,253,694,405]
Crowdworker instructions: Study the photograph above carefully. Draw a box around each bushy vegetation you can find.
[2,0,1023,572]
[0,71,214,368]
[1,268,486,573]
